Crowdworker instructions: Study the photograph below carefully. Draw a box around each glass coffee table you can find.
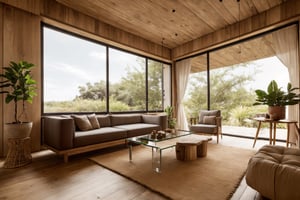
[126,130,192,172]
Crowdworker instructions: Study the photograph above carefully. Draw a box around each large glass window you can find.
[43,27,107,113]
[43,26,170,114]
[109,48,146,112]
[148,59,164,111]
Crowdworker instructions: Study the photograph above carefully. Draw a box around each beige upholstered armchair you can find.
[189,110,222,143]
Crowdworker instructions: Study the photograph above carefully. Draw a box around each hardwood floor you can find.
[0,136,285,200]
[0,146,167,200]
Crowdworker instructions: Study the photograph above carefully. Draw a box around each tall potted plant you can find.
[253,80,300,120]
[0,61,37,138]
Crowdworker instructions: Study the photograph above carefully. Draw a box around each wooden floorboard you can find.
[0,145,167,200]
[0,136,285,200]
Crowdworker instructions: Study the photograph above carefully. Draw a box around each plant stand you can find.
[3,137,32,168]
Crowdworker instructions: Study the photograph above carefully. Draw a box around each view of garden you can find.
[183,56,289,131]
[44,59,164,113]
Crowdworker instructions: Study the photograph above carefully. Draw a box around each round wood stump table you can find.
[3,137,32,168]
[176,135,212,161]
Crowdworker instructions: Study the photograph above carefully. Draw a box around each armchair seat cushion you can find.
[190,124,218,134]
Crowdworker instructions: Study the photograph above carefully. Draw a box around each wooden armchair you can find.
[189,110,222,143]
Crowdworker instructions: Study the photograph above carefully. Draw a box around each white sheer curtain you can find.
[272,25,300,147]
[175,58,191,130]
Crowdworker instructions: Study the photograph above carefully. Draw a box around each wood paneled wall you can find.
[0,4,3,156]
[2,4,41,155]
[172,0,300,60]
[0,0,40,15]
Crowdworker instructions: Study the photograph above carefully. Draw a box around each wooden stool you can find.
[176,135,212,161]
[197,140,208,157]
[3,137,32,168]
[176,142,198,161]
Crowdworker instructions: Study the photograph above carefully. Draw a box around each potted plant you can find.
[0,61,37,138]
[164,106,176,131]
[253,80,300,120]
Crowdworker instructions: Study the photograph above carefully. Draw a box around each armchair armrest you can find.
[142,114,167,130]
[216,116,222,134]
[42,116,75,150]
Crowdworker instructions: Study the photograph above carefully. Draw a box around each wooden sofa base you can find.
[44,139,126,163]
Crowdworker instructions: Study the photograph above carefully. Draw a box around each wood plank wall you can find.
[172,0,300,60]
[0,4,3,156]
[2,4,41,155]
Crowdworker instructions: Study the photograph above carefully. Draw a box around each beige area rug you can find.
[90,144,255,200]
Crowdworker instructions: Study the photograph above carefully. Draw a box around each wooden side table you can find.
[253,117,299,148]
[3,137,32,168]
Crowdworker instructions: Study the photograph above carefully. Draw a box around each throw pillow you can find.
[72,115,93,131]
[203,116,216,125]
[87,113,100,129]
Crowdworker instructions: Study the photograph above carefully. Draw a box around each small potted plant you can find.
[0,61,37,138]
[164,106,176,132]
[253,80,300,120]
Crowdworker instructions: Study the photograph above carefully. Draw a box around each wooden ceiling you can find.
[190,33,275,73]
[56,0,287,49]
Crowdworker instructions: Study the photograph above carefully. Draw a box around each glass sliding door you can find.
[209,32,289,134]
[182,25,294,139]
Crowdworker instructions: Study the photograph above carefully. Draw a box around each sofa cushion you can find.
[96,115,111,127]
[87,114,100,129]
[114,123,160,138]
[71,115,93,131]
[190,124,218,134]
[74,127,127,147]
[111,114,142,126]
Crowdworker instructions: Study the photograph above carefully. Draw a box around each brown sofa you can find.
[42,113,167,162]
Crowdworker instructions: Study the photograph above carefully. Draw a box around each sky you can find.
[248,56,289,91]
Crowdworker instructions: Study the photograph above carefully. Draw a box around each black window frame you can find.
[41,23,171,115]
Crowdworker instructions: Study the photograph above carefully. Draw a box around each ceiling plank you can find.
[56,0,285,49]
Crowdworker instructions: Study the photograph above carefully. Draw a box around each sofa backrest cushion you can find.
[71,115,93,131]
[96,115,111,127]
[87,113,100,129]
[111,114,142,126]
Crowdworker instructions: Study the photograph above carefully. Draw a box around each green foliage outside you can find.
[44,59,163,113]
[184,63,274,128]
